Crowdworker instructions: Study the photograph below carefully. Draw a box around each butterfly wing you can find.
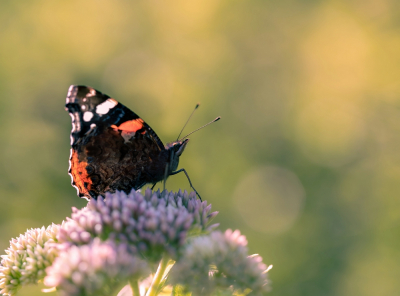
[66,85,168,200]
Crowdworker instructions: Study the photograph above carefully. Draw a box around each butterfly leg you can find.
[163,163,169,192]
[151,183,157,190]
[170,168,202,201]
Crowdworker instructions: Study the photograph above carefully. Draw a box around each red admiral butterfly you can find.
[66,85,219,201]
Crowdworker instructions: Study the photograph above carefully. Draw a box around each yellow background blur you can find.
[1,1,400,295]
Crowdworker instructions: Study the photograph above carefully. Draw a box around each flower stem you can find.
[146,255,170,296]
[129,279,140,296]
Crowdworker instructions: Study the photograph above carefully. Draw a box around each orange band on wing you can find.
[70,150,92,195]
[113,119,144,132]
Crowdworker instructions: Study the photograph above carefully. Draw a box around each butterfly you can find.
[65,85,219,201]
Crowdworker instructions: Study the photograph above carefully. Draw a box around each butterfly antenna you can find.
[176,103,200,141]
[179,117,221,141]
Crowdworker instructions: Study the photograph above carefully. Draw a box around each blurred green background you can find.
[1,1,400,295]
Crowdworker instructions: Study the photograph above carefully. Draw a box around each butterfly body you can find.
[66,85,189,200]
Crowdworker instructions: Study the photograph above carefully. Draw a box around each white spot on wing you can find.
[121,131,136,143]
[88,88,96,97]
[67,85,75,99]
[69,112,82,145]
[83,111,94,122]
[96,98,118,115]
[70,112,81,132]
[69,113,75,129]
[67,85,75,94]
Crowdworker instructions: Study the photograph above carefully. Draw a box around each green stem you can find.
[146,255,170,296]
[129,279,140,296]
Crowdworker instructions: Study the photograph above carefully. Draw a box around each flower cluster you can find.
[0,189,272,296]
[57,189,218,261]
[44,238,148,296]
[0,224,60,296]
[170,229,271,295]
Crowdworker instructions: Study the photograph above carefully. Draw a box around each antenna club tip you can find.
[195,103,200,109]
[215,116,221,121]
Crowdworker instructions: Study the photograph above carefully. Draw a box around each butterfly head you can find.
[166,138,189,172]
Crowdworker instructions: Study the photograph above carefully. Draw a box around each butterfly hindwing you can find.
[66,85,169,200]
